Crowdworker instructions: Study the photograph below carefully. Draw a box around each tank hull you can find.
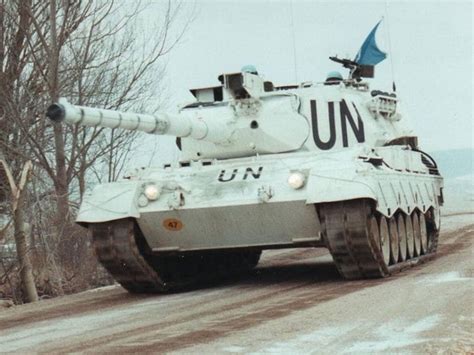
[79,146,442,251]
[138,200,322,252]
[80,145,443,292]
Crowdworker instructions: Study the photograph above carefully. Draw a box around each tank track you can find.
[91,199,439,292]
[318,199,439,279]
[91,220,167,293]
[90,219,261,293]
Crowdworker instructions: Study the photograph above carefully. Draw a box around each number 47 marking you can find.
[162,218,183,231]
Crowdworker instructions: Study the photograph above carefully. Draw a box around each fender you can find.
[305,170,377,205]
[77,182,140,225]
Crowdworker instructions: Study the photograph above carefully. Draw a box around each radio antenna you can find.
[384,2,396,91]
[289,0,298,83]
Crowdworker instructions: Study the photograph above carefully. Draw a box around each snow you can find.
[80,284,120,294]
[0,285,233,352]
[0,306,141,352]
[417,271,472,284]
[222,346,246,353]
[344,315,441,353]
[251,325,356,354]
[242,316,442,354]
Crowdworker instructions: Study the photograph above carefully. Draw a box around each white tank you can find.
[47,65,443,293]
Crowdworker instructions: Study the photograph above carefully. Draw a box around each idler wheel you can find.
[387,217,399,265]
[405,213,415,259]
[419,213,428,254]
[426,207,440,252]
[378,216,391,266]
[397,214,407,262]
[412,212,422,257]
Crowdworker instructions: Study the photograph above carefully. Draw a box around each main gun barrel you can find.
[46,98,219,141]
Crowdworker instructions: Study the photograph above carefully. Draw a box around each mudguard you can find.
[306,169,377,205]
[77,181,140,224]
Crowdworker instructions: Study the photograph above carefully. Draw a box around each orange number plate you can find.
[163,218,183,231]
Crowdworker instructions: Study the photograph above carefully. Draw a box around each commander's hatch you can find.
[190,86,224,103]
[190,71,270,103]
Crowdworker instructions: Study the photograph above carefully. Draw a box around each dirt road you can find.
[0,214,472,353]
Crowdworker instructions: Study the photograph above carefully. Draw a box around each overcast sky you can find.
[135,0,472,165]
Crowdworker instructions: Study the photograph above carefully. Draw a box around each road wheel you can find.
[397,214,407,262]
[419,213,428,254]
[388,217,399,265]
[379,217,391,266]
[412,212,422,257]
[405,213,414,259]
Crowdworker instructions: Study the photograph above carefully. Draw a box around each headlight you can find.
[144,184,161,201]
[288,172,306,189]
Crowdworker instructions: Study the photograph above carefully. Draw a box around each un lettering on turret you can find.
[218,167,263,182]
[311,99,365,150]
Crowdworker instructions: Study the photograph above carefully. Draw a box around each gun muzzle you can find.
[46,103,66,122]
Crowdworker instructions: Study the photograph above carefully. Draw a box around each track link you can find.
[91,219,261,293]
[318,199,439,279]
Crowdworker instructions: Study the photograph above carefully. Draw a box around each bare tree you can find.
[0,0,191,300]
[0,154,38,302]
[2,0,188,218]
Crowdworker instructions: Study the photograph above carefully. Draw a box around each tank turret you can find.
[46,69,310,160]
[47,66,414,161]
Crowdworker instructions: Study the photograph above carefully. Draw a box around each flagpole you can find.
[384,2,396,91]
